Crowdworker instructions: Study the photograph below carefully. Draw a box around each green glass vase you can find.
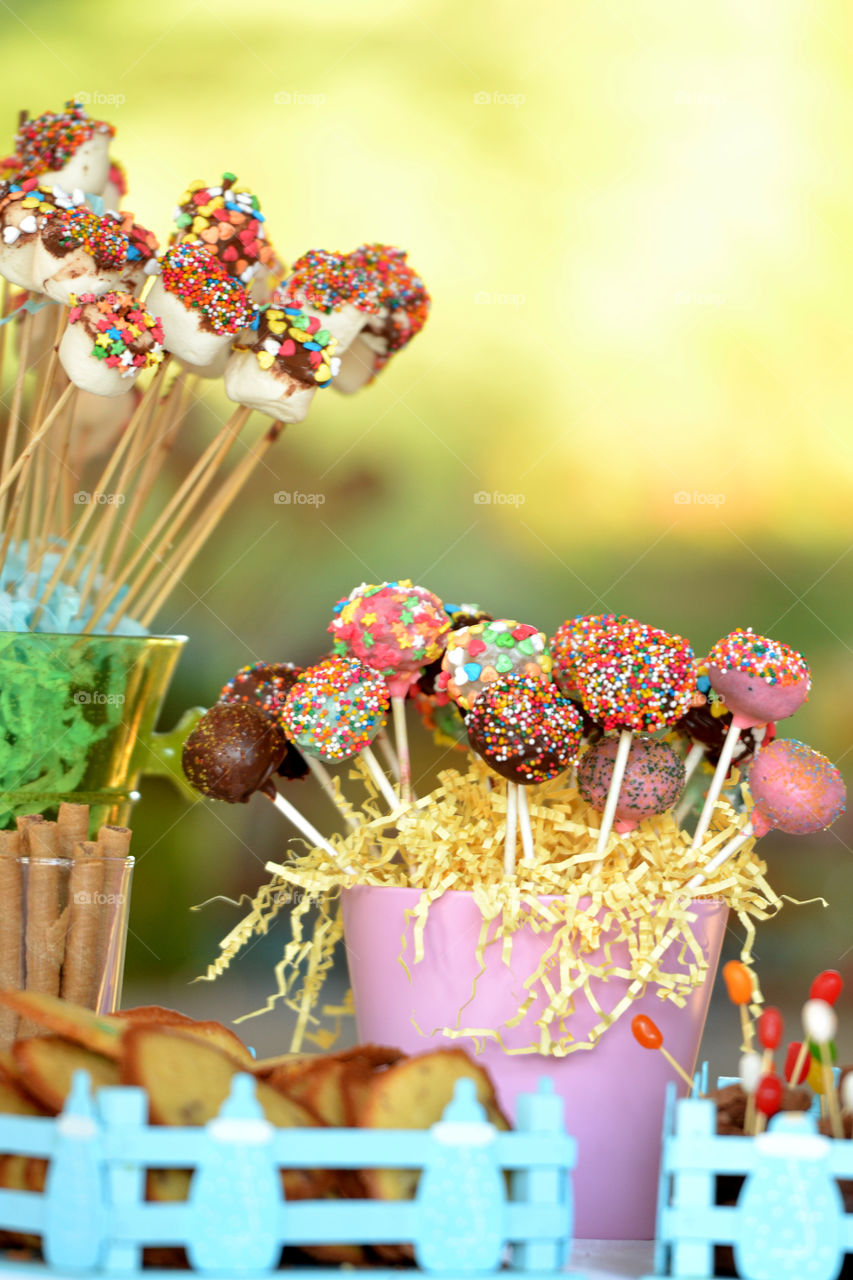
[0,631,202,830]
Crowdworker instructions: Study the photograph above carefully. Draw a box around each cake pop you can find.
[11,102,115,195]
[417,604,492,698]
[59,291,164,397]
[145,242,254,369]
[30,206,141,303]
[224,302,338,422]
[467,675,583,786]
[549,613,631,698]
[333,244,430,393]
[686,740,846,890]
[276,248,383,350]
[168,173,279,287]
[691,631,812,851]
[182,703,286,803]
[219,662,308,782]
[438,619,551,712]
[577,736,685,834]
[0,179,83,289]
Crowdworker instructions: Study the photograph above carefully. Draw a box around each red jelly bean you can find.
[784,1041,810,1085]
[758,1006,783,1051]
[631,1014,662,1050]
[756,1072,783,1118]
[810,970,843,1005]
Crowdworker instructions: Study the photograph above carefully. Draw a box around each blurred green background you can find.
[1,0,851,1075]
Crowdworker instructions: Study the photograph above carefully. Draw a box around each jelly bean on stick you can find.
[810,970,843,1006]
[723,960,755,1052]
[802,998,843,1139]
[784,1041,810,1086]
[758,1005,783,1075]
[631,1014,697,1092]
[755,1072,783,1119]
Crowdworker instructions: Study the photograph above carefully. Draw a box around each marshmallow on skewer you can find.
[59,291,164,397]
[0,180,84,290]
[333,244,430,394]
[276,248,383,352]
[11,101,115,196]
[224,301,338,422]
[30,207,145,303]
[168,172,280,289]
[101,160,128,213]
[146,241,254,368]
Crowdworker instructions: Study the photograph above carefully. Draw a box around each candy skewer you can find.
[686,819,753,890]
[803,998,844,1140]
[266,788,343,862]
[504,782,518,876]
[302,755,358,831]
[360,745,400,812]
[632,1013,698,1093]
[376,727,401,783]
[391,695,412,803]
[0,278,10,427]
[0,382,74,507]
[690,719,741,850]
[517,785,536,862]
[592,728,632,870]
[0,310,33,527]
[723,959,755,1052]
[840,1075,853,1136]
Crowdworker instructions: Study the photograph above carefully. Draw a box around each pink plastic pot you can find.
[341,885,727,1240]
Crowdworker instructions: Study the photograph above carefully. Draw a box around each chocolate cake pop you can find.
[12,101,115,195]
[59,291,164,396]
[182,703,286,803]
[277,248,383,349]
[577,736,685,834]
[333,244,430,393]
[747,739,846,836]
[218,661,308,781]
[145,241,254,370]
[706,629,811,729]
[168,173,279,287]
[281,656,389,763]
[224,301,338,422]
[438,619,551,712]
[676,702,773,771]
[467,676,583,785]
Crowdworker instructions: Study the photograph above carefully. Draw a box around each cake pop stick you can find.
[302,756,358,831]
[0,382,74,505]
[686,739,846,889]
[631,1014,698,1092]
[391,695,412,803]
[803,998,843,1139]
[740,1050,761,1135]
[504,782,518,876]
[517,786,535,862]
[757,1007,783,1076]
[723,960,755,1052]
[691,630,810,850]
[375,727,401,783]
[576,734,685,865]
[360,745,399,811]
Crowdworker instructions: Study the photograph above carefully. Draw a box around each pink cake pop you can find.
[691,629,810,850]
[577,736,686,835]
[438,619,551,712]
[686,739,845,890]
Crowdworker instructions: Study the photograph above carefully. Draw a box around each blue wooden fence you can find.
[644,1083,851,1280]
[0,1072,578,1279]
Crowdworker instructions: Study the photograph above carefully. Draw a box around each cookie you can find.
[12,1036,120,1112]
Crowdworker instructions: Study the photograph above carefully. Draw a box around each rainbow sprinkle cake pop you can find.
[281,656,389,763]
[577,736,686,834]
[467,675,583,785]
[549,613,631,697]
[438,619,551,712]
[706,628,811,729]
[573,620,696,733]
[330,581,449,699]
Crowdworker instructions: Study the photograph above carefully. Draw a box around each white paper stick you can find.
[592,729,633,871]
[376,726,401,782]
[682,741,706,786]
[268,789,342,861]
[302,754,358,830]
[518,786,536,862]
[360,744,400,811]
[686,820,754,891]
[504,783,519,877]
[392,695,412,802]
[690,720,742,850]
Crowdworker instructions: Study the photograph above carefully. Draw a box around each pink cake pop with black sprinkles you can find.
[281,656,389,762]
[467,675,584,784]
[705,629,810,729]
[329,580,450,699]
[219,661,309,781]
[438,619,551,712]
[577,736,686,833]
[549,613,632,697]
[573,620,696,732]
[746,739,845,837]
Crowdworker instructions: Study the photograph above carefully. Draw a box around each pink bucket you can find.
[341,885,727,1240]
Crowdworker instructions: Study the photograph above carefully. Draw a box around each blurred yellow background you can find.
[1,0,851,1072]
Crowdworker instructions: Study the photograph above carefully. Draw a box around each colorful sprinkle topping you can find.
[747,738,846,835]
[67,291,164,374]
[0,179,84,245]
[330,580,449,696]
[438,618,551,712]
[279,248,383,315]
[11,101,114,179]
[238,304,339,387]
[706,628,810,686]
[573,620,695,732]
[467,675,583,784]
[158,241,254,335]
[219,661,302,719]
[549,614,632,695]
[169,173,279,285]
[347,243,430,361]
[281,655,389,761]
[42,206,129,268]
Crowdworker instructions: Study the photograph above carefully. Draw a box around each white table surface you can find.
[568,1240,656,1278]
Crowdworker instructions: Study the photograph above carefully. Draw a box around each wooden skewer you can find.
[135,418,282,630]
[0,278,11,430]
[0,382,75,507]
[88,404,251,633]
[0,308,33,528]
